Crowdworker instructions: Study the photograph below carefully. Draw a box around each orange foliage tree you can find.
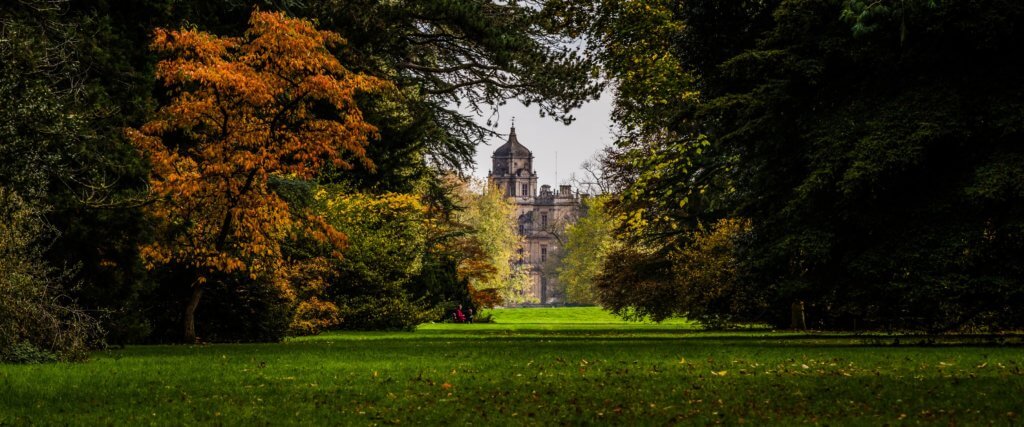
[127,10,390,342]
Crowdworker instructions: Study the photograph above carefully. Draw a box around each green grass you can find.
[480,306,695,326]
[2,308,1023,425]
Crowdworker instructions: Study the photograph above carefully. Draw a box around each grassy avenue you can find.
[2,308,1022,425]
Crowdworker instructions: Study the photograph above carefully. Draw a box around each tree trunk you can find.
[184,284,203,343]
[184,171,253,344]
[790,300,806,330]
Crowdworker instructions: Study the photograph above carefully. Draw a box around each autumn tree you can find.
[128,10,389,342]
[455,179,534,306]
[559,195,617,305]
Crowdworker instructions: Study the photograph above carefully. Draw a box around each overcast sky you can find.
[469,93,616,189]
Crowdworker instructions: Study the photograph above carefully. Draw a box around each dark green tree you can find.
[0,0,153,343]
[589,0,1024,331]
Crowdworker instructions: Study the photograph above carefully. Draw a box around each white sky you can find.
[469,94,616,188]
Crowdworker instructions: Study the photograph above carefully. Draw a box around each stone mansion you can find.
[487,126,581,304]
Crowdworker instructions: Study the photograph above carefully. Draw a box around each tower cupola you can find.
[488,126,537,198]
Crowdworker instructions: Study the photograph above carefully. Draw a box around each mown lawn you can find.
[2,307,1023,425]
[481,306,695,325]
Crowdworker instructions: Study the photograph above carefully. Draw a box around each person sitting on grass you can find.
[454,304,466,323]
[466,307,474,323]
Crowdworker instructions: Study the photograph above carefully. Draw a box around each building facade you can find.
[488,126,580,304]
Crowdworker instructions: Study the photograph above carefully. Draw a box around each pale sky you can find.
[470,94,616,190]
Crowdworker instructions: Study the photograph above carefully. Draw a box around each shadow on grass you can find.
[415,326,1024,339]
[284,328,1024,349]
[90,330,1024,361]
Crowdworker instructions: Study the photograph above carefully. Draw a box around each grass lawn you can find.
[2,307,1023,425]
[481,306,695,324]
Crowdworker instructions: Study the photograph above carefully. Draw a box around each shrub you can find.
[0,188,102,362]
[594,246,673,322]
[318,189,441,331]
[336,295,441,331]
[290,296,341,336]
[596,218,761,329]
[668,218,760,328]
[1,342,58,364]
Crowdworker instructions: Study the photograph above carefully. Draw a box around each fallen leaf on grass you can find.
[711,370,728,377]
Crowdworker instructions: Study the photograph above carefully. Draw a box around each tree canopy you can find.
[588,0,1024,330]
[128,10,389,341]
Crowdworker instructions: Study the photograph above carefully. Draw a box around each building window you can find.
[541,213,548,229]
[509,183,516,197]
[541,245,547,262]
[521,183,529,196]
